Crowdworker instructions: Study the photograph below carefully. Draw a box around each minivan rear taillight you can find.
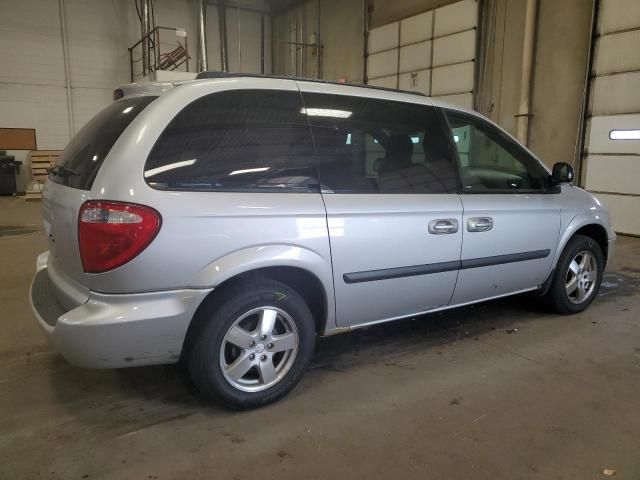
[78,201,161,273]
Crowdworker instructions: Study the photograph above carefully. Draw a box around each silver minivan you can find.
[30,73,616,409]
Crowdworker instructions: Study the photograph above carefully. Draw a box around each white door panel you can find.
[431,61,475,96]
[433,30,476,66]
[368,22,399,53]
[399,41,432,72]
[587,115,640,154]
[585,154,640,195]
[367,50,399,79]
[434,0,477,36]
[593,193,640,236]
[399,70,430,94]
[594,30,640,75]
[590,72,640,116]
[600,0,640,34]
[400,11,433,44]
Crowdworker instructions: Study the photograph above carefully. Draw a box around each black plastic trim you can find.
[343,249,551,284]
[537,266,556,296]
[343,261,461,284]
[31,268,66,327]
[460,249,550,270]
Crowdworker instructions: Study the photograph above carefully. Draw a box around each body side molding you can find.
[343,249,551,284]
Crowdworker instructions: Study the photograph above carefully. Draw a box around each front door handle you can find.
[467,217,494,232]
[428,219,459,235]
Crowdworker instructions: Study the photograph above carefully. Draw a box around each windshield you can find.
[50,96,156,190]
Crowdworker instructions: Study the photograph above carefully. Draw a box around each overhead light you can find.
[453,135,460,143]
[301,107,352,118]
[144,159,196,178]
[229,167,270,176]
[609,129,640,140]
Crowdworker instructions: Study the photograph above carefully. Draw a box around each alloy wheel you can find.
[219,306,299,392]
[565,250,598,304]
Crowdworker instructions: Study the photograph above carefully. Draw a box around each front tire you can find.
[543,234,604,314]
[187,279,316,409]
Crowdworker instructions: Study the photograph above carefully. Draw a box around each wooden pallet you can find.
[26,150,62,201]
[30,150,61,183]
[24,191,44,202]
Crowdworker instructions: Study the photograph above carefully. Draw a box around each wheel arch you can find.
[539,220,610,296]
[573,224,609,263]
[553,216,612,270]
[186,245,336,340]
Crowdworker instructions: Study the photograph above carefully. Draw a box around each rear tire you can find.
[187,279,315,409]
[543,234,604,314]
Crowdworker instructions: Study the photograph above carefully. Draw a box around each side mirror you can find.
[551,162,574,185]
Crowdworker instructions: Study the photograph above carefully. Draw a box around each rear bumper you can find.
[30,263,212,368]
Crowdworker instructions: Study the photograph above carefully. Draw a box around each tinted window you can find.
[51,96,156,190]
[302,93,459,194]
[445,110,550,192]
[145,90,318,193]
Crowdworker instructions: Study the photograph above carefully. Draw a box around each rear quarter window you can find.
[144,89,319,193]
[51,96,156,190]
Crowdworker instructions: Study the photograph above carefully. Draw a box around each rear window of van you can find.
[50,96,156,190]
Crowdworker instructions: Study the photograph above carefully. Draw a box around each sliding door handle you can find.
[467,217,494,232]
[428,219,459,235]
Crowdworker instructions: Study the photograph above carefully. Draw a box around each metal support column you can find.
[197,0,209,71]
[218,1,229,71]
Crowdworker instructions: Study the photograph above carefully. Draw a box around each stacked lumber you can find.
[26,150,62,202]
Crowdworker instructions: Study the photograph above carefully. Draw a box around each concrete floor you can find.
[1,195,639,480]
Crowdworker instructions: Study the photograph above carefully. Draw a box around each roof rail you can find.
[194,71,428,97]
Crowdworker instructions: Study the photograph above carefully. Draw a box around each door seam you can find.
[447,194,465,305]
[295,81,339,331]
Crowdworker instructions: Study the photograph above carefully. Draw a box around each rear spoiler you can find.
[112,82,175,101]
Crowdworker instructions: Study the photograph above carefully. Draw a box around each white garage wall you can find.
[366,0,477,109]
[583,0,640,236]
[0,0,184,150]
[66,0,141,133]
[0,0,269,155]
[1,1,71,150]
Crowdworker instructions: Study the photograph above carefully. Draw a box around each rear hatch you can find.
[42,95,156,296]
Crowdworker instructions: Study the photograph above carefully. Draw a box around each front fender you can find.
[552,212,615,270]
[189,245,337,334]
